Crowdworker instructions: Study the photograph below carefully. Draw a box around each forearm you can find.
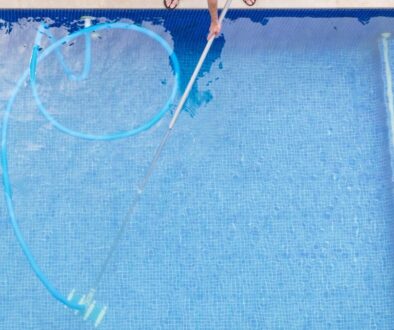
[207,0,219,23]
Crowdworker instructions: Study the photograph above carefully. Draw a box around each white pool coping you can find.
[1,0,393,9]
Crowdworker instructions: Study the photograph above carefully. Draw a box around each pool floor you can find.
[0,9,393,329]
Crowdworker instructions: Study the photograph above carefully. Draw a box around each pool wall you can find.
[1,0,393,9]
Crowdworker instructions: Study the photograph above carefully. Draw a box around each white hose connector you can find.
[67,289,108,327]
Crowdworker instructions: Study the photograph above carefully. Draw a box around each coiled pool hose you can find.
[2,0,232,325]
[3,21,180,314]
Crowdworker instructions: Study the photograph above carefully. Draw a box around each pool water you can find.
[0,9,393,329]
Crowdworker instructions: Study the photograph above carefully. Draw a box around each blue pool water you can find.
[0,9,394,329]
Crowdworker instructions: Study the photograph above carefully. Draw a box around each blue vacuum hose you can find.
[2,0,233,321]
[2,21,181,312]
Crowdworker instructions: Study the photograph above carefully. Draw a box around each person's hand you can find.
[207,21,221,40]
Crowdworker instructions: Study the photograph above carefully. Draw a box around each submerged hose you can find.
[2,21,180,311]
[38,24,92,82]
[3,0,233,314]
[30,22,180,140]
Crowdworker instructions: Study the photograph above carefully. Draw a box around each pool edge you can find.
[1,0,394,9]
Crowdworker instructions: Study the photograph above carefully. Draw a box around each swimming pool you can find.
[0,8,394,329]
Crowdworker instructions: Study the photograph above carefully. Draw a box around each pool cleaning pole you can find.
[169,0,232,128]
[93,0,233,290]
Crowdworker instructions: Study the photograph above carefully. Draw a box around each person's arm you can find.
[207,0,221,40]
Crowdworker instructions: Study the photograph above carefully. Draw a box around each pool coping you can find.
[1,0,393,9]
